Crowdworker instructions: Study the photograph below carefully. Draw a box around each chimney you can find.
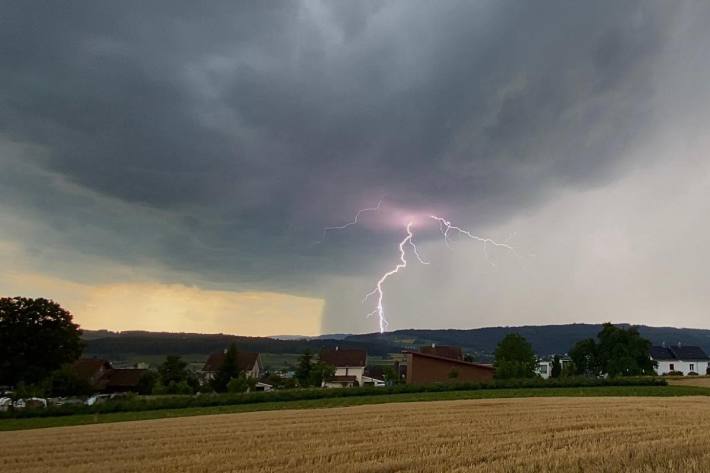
[432,343,436,349]
[678,341,682,348]
[335,346,339,351]
[662,341,666,348]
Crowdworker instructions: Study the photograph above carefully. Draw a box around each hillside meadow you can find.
[3,396,710,472]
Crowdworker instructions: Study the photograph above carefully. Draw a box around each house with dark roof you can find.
[71,358,147,393]
[650,344,709,376]
[404,345,495,384]
[201,350,263,382]
[319,347,367,388]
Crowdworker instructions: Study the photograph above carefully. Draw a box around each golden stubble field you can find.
[2,396,710,473]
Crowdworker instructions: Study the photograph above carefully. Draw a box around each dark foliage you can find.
[0,297,83,385]
[48,365,93,397]
[550,356,562,379]
[570,323,655,377]
[212,343,241,392]
[494,334,537,379]
[0,376,667,420]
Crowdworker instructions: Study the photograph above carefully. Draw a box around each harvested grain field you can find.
[3,397,710,473]
[667,376,710,388]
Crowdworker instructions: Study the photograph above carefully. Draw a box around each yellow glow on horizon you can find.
[0,272,324,336]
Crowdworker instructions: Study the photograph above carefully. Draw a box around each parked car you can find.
[85,394,111,406]
[0,397,13,412]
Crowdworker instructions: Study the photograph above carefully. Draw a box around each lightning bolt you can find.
[363,222,428,333]
[429,215,519,264]
[318,203,520,333]
[316,200,383,244]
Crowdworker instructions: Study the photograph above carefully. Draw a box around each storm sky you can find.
[2,1,710,335]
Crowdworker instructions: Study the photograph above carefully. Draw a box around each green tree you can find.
[561,361,576,378]
[136,371,158,395]
[212,343,241,392]
[295,349,314,387]
[48,365,93,397]
[597,323,655,377]
[226,373,257,393]
[158,355,189,385]
[494,333,537,379]
[382,366,402,386]
[550,356,562,379]
[0,297,84,386]
[308,362,335,387]
[570,338,601,377]
[570,323,655,377]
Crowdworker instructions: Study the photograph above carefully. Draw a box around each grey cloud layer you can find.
[0,1,694,294]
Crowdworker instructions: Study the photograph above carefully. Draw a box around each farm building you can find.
[650,345,709,376]
[71,358,147,393]
[404,345,495,384]
[319,347,367,388]
[201,350,263,382]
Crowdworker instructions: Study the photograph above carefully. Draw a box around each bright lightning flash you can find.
[363,222,428,333]
[318,202,519,333]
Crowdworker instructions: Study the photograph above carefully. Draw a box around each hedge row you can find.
[0,376,666,419]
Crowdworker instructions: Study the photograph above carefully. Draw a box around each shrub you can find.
[0,376,667,420]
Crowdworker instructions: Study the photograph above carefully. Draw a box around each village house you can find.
[71,358,147,393]
[650,344,710,376]
[535,356,573,379]
[404,345,495,384]
[319,347,367,388]
[201,350,263,383]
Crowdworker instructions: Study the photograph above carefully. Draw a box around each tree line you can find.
[493,323,656,379]
[1,296,666,398]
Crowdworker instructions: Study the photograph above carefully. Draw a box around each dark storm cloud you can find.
[0,1,679,290]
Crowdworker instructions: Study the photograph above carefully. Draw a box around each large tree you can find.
[212,343,241,392]
[570,323,655,377]
[494,333,537,379]
[0,297,83,386]
[295,349,314,387]
[158,355,189,385]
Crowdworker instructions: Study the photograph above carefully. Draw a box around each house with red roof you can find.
[404,345,495,384]
[201,350,263,382]
[319,347,367,388]
[71,358,147,393]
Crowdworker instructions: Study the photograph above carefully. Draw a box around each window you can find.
[538,365,548,374]
[690,364,695,371]
[670,363,675,371]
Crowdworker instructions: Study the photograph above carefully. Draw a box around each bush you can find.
[153,380,193,395]
[48,366,93,397]
[665,371,684,376]
[687,372,699,376]
[0,376,667,420]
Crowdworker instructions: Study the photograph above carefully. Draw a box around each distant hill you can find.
[344,324,710,361]
[83,324,710,363]
[82,330,396,359]
[269,334,351,341]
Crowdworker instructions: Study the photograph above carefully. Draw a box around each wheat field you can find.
[2,397,710,473]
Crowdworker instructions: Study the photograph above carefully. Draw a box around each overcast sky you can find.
[2,1,710,335]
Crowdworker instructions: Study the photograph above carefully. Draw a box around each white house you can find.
[319,347,367,388]
[650,345,709,376]
[535,357,573,379]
